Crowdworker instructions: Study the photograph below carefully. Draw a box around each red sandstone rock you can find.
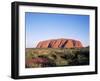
[36,38,83,48]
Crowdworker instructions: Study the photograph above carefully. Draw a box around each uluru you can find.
[36,38,83,48]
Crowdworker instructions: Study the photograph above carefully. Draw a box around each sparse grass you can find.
[25,47,89,68]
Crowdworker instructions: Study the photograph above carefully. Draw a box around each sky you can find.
[25,12,89,48]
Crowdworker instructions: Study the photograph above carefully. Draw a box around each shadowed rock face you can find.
[36,38,83,48]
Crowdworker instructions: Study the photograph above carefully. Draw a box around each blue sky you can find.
[25,12,89,48]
